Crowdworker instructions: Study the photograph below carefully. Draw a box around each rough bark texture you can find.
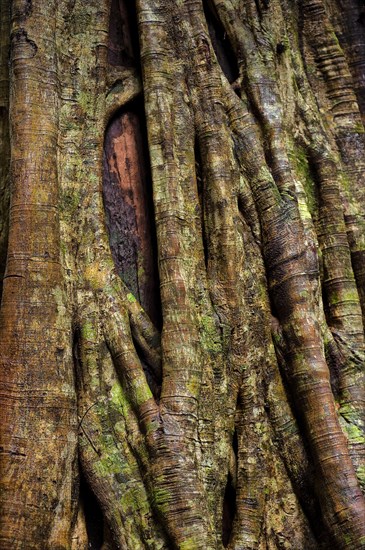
[0,0,364,549]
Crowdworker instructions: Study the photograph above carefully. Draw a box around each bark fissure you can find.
[103,101,161,328]
[0,0,10,303]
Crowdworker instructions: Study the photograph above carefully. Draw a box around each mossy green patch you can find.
[94,439,126,477]
[344,422,365,445]
[199,314,222,354]
[180,538,199,550]
[186,374,200,397]
[77,90,91,114]
[131,377,153,409]
[111,382,127,407]
[153,486,171,515]
[289,144,317,217]
[110,382,134,423]
[81,320,96,342]
[59,189,81,215]
[127,292,137,303]
[353,122,365,134]
[329,287,359,305]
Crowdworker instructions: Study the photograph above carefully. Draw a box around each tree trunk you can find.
[0,0,364,548]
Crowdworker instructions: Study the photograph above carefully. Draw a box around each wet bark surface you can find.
[103,105,161,328]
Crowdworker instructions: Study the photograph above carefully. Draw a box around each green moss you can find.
[93,431,126,477]
[254,422,265,435]
[81,320,96,342]
[119,484,151,514]
[199,314,222,354]
[111,382,127,407]
[186,374,200,397]
[152,485,171,515]
[339,171,351,193]
[289,143,317,216]
[339,413,365,489]
[131,376,153,408]
[329,287,359,305]
[339,402,360,423]
[127,292,137,303]
[95,454,121,477]
[343,422,365,445]
[77,90,91,113]
[180,538,198,550]
[59,189,81,214]
[353,122,365,134]
[109,382,135,424]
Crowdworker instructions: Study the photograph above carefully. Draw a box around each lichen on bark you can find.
[0,0,364,549]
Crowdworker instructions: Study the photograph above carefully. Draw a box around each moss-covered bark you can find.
[0,0,364,548]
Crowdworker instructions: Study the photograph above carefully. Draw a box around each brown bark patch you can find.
[103,104,161,328]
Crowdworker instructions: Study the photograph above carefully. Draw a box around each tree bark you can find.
[0,0,364,548]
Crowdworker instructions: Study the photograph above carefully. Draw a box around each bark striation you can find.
[0,0,364,549]
[0,1,77,548]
